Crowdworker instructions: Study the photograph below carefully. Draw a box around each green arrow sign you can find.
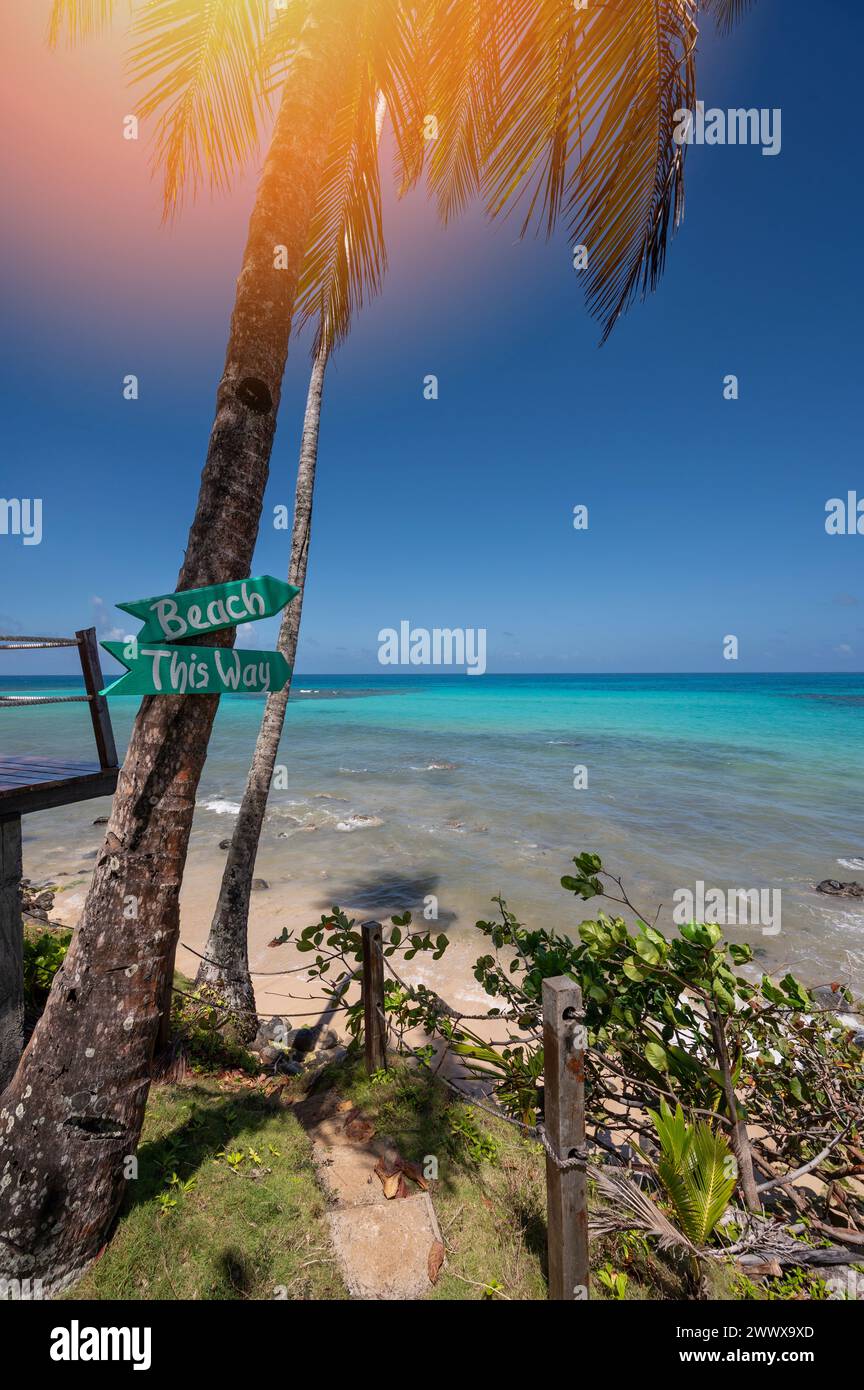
[100,641,291,697]
[116,575,299,644]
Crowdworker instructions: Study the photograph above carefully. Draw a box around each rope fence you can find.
[0,695,91,706]
[0,636,79,649]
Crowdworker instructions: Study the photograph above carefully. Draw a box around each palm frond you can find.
[481,0,697,341]
[47,0,123,47]
[589,1163,699,1257]
[701,0,755,35]
[650,1103,737,1245]
[127,0,272,218]
[294,35,386,353]
[483,0,584,238]
[369,0,431,196]
[566,0,698,341]
[421,0,509,223]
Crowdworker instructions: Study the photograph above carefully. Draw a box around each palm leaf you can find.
[589,1163,699,1256]
[369,0,431,196]
[47,0,125,47]
[480,0,697,341]
[421,0,509,223]
[292,11,386,355]
[565,0,698,341]
[127,0,273,218]
[650,1102,736,1245]
[701,0,755,34]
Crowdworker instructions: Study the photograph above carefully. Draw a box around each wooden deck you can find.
[0,756,118,817]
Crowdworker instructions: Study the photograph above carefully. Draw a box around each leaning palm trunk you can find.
[196,93,388,1032]
[0,7,354,1293]
[195,343,329,1029]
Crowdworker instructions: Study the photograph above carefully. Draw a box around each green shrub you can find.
[23,926,72,1007]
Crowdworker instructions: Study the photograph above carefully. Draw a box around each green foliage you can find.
[647,1102,736,1245]
[462,853,862,1222]
[292,854,862,1242]
[448,1107,499,1165]
[597,1263,629,1299]
[291,907,450,1042]
[171,986,260,1074]
[23,926,72,1007]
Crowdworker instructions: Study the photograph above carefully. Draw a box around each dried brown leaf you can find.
[427,1240,445,1284]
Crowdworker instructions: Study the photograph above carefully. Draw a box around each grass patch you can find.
[65,1075,346,1301]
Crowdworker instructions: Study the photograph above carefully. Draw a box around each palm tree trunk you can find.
[195,94,388,1033]
[0,5,354,1294]
[195,345,329,1031]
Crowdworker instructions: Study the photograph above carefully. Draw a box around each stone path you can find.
[296,1090,445,1300]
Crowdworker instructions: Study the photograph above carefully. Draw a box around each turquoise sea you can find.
[3,672,863,989]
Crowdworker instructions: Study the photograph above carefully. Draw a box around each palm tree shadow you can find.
[316,871,458,927]
[121,1085,284,1213]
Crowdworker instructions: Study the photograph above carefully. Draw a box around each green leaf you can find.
[635,935,661,966]
[622,957,648,983]
[644,1041,669,1073]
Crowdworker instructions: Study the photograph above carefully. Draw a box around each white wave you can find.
[837,858,864,871]
[199,798,241,816]
[336,814,384,832]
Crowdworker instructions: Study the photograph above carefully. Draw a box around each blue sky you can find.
[2,0,862,675]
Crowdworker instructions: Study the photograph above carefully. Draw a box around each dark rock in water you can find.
[811,983,846,1010]
[92,816,109,825]
[815,879,864,898]
[81,850,98,861]
[219,838,231,850]
[251,878,269,891]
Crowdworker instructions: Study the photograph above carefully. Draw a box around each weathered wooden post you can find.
[75,627,118,772]
[0,814,24,1090]
[542,974,589,1300]
[361,920,386,1074]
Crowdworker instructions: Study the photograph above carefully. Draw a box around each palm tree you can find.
[0,0,421,1292]
[195,93,388,1029]
[0,0,755,1290]
[193,0,750,1034]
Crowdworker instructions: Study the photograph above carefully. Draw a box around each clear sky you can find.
[2,1,862,675]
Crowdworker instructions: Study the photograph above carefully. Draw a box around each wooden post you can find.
[542,975,589,1300]
[361,920,386,1074]
[76,627,118,771]
[0,814,24,1091]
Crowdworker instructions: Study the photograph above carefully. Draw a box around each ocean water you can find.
[3,672,863,989]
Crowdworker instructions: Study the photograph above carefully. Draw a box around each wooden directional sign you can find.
[116,575,298,644]
[100,642,291,698]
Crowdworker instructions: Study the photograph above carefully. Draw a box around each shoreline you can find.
[26,835,864,1035]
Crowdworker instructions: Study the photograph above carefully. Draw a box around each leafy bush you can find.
[23,926,72,1008]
